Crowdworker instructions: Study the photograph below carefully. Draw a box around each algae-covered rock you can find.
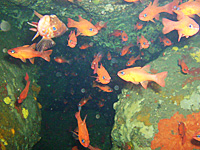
[111,35,200,149]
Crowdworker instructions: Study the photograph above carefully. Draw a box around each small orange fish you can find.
[121,31,128,42]
[54,56,71,64]
[137,35,150,49]
[88,145,101,150]
[75,110,90,147]
[96,64,111,84]
[7,43,52,64]
[159,36,172,47]
[178,59,189,74]
[193,131,200,142]
[95,21,107,31]
[78,95,92,110]
[18,73,30,103]
[162,10,199,42]
[126,55,141,66]
[117,65,168,89]
[28,10,67,51]
[120,43,134,56]
[134,22,143,31]
[109,30,122,37]
[79,42,93,50]
[139,0,171,23]
[67,15,98,36]
[163,0,181,15]
[107,51,112,60]
[123,0,143,3]
[98,101,104,108]
[68,30,77,48]
[178,122,186,145]
[92,81,113,92]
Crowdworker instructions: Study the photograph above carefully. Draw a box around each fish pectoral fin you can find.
[20,58,26,63]
[29,58,34,64]
[141,81,148,89]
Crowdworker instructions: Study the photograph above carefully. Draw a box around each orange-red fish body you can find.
[164,0,181,14]
[178,59,189,74]
[54,56,70,64]
[75,110,90,147]
[120,43,134,56]
[78,95,92,109]
[96,64,111,84]
[178,122,186,145]
[7,43,52,64]
[117,65,168,89]
[134,22,143,31]
[28,11,67,51]
[79,42,93,49]
[193,131,200,142]
[72,146,79,150]
[109,30,123,37]
[68,30,77,48]
[88,145,101,150]
[18,73,30,103]
[91,52,103,74]
[162,10,199,42]
[159,36,172,47]
[137,35,150,49]
[121,31,128,42]
[67,15,98,36]
[107,51,112,60]
[123,0,143,3]
[95,21,107,31]
[92,81,113,92]
[126,55,141,66]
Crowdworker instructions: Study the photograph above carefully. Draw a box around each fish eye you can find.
[52,26,57,31]
[109,89,112,91]
[102,76,105,79]
[81,139,85,143]
[197,135,200,138]
[166,41,169,43]
[120,71,125,75]
[11,50,15,53]
[144,13,147,17]
[176,7,180,10]
[173,6,177,9]
[123,36,126,38]
[188,24,193,28]
[89,28,93,31]
[69,40,72,43]
[143,42,146,45]
[127,63,130,65]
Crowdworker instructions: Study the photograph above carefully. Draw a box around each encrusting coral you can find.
[151,112,200,150]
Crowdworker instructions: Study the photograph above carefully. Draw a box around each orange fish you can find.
[178,122,187,145]
[159,36,172,47]
[54,56,71,64]
[98,100,104,108]
[121,31,128,42]
[92,81,113,92]
[163,0,181,15]
[109,30,123,37]
[193,131,200,142]
[91,52,103,74]
[107,51,112,60]
[178,59,189,74]
[120,43,134,56]
[96,64,111,84]
[7,43,52,64]
[137,35,150,49]
[75,110,90,147]
[134,22,143,31]
[68,30,77,48]
[18,73,30,104]
[126,55,141,66]
[88,145,101,150]
[79,42,93,50]
[72,146,79,150]
[139,0,171,23]
[117,65,168,89]
[162,10,199,42]
[28,11,67,51]
[78,95,92,110]
[95,21,107,31]
[67,15,98,36]
[123,0,143,3]
[176,0,200,18]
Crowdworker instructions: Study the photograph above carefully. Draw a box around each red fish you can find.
[164,0,181,15]
[28,10,67,51]
[54,56,71,64]
[98,101,104,108]
[178,59,189,74]
[120,43,134,56]
[178,122,187,145]
[68,30,77,48]
[117,65,168,89]
[96,64,111,84]
[139,0,171,23]
[92,81,113,92]
[79,42,93,50]
[107,51,112,60]
[67,15,98,36]
[137,35,150,49]
[78,95,92,110]
[95,21,107,31]
[123,0,143,3]
[121,30,128,42]
[162,10,199,42]
[193,131,200,141]
[109,30,123,37]
[134,22,143,31]
[126,55,141,66]
[7,43,52,64]
[18,73,30,103]
[159,36,172,47]
[75,110,90,147]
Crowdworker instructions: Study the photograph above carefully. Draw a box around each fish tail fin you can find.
[67,18,77,28]
[25,73,29,81]
[162,18,175,34]
[36,38,56,52]
[41,50,53,62]
[154,71,168,87]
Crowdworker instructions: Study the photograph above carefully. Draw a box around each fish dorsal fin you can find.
[29,58,35,64]
[152,0,159,6]
[142,65,151,72]
[148,2,152,7]
[29,43,37,49]
[133,67,142,70]
[78,15,84,22]
[34,10,43,19]
[22,45,29,47]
